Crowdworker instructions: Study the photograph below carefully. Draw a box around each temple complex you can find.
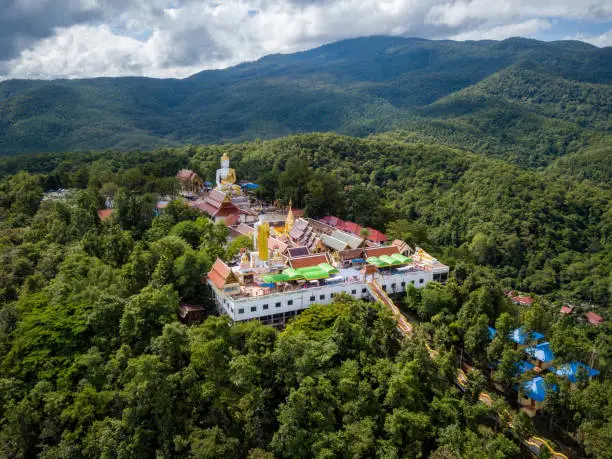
[172,153,448,327]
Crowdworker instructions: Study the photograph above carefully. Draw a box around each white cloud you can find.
[569,29,612,47]
[449,18,552,41]
[1,0,611,80]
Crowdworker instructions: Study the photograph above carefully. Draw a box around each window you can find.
[401,281,406,287]
[362,288,367,293]
[351,289,357,295]
[287,300,293,306]
[391,283,396,290]
[251,306,257,312]
[263,304,269,310]
[410,280,415,284]
[275,302,281,308]
[419,278,424,284]
[238,308,244,314]
[310,296,315,302]
[382,285,387,291]
[320,294,325,300]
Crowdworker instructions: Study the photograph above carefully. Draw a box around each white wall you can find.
[211,268,437,322]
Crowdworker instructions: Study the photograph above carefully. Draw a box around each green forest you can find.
[0,132,610,457]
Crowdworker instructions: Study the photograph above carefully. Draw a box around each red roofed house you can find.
[98,209,113,221]
[341,221,363,236]
[586,312,605,326]
[207,258,240,295]
[365,228,388,243]
[514,296,534,306]
[560,305,574,315]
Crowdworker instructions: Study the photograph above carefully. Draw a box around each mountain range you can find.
[0,35,610,169]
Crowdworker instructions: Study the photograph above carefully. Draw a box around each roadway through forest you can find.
[365,280,569,459]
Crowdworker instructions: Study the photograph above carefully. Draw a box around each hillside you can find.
[0,36,610,167]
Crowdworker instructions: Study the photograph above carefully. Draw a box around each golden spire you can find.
[285,199,295,233]
[221,153,229,161]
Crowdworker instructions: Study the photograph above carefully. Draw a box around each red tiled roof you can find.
[321,215,343,227]
[98,209,113,220]
[586,312,604,325]
[364,246,400,258]
[514,296,534,306]
[290,253,329,269]
[365,228,388,243]
[560,306,573,315]
[341,221,363,235]
[339,248,364,260]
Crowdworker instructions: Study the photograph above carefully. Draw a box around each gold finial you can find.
[221,153,229,161]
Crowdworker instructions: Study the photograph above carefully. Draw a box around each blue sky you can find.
[1,0,611,80]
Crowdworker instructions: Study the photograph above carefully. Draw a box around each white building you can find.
[207,245,448,326]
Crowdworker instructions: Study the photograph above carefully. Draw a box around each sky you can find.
[1,0,611,81]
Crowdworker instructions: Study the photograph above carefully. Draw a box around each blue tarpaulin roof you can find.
[516,360,535,374]
[242,183,259,189]
[510,327,545,345]
[488,326,497,340]
[551,362,600,383]
[525,342,555,363]
[517,376,557,402]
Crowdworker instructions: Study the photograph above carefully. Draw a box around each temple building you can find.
[177,169,204,196]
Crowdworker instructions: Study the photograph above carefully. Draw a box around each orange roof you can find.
[290,253,329,269]
[364,246,400,258]
[98,209,113,221]
[207,258,238,290]
[560,306,573,315]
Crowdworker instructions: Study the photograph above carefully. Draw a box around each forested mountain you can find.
[1,36,610,168]
[1,133,611,457]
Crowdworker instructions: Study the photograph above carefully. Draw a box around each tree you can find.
[120,285,179,353]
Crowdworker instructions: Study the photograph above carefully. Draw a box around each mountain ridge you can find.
[0,36,609,163]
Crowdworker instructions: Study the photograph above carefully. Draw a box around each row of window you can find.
[235,279,425,315]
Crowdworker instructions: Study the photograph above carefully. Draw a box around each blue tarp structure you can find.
[525,342,555,363]
[488,326,497,340]
[551,362,600,383]
[516,376,557,402]
[510,327,545,345]
[204,181,213,186]
[242,183,259,189]
[516,360,535,374]
[259,283,276,288]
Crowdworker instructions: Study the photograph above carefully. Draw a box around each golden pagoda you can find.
[285,199,295,233]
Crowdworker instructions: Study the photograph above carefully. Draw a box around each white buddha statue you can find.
[215,153,240,192]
